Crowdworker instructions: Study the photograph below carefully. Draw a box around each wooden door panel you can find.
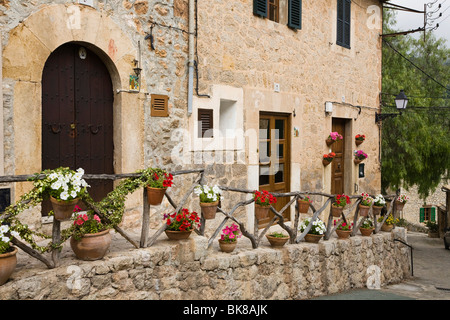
[331,119,345,195]
[42,43,114,214]
[258,113,290,227]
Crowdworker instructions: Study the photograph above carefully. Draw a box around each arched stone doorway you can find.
[2,4,144,206]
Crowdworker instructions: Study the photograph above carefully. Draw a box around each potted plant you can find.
[266,231,290,247]
[372,194,385,216]
[145,171,173,205]
[359,192,373,217]
[334,220,353,240]
[424,220,439,238]
[44,167,90,221]
[322,152,336,166]
[164,208,201,240]
[359,218,374,236]
[218,223,241,253]
[326,132,343,146]
[299,217,326,243]
[331,194,350,217]
[69,207,112,261]
[194,185,222,220]
[378,214,398,232]
[354,150,368,164]
[0,224,19,285]
[297,195,312,214]
[253,190,277,220]
[395,194,409,211]
[355,134,365,146]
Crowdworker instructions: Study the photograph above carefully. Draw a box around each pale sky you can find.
[386,0,450,44]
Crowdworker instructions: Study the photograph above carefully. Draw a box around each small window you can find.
[420,207,436,222]
[198,108,213,138]
[337,0,351,49]
[268,0,279,22]
[150,94,169,117]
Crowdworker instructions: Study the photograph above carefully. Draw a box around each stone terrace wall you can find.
[0,228,410,300]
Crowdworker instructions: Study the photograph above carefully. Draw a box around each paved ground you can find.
[313,231,450,300]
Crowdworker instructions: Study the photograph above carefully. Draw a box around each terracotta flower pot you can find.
[0,247,18,286]
[336,229,352,240]
[297,199,310,214]
[395,201,405,211]
[359,204,370,217]
[331,204,344,217]
[266,234,289,247]
[304,233,323,244]
[381,224,394,232]
[146,187,167,205]
[70,229,111,261]
[322,159,332,166]
[326,138,334,146]
[254,203,270,220]
[50,196,79,221]
[218,240,237,253]
[372,205,383,216]
[165,229,192,240]
[355,139,363,146]
[354,159,362,165]
[359,227,374,236]
[200,201,219,220]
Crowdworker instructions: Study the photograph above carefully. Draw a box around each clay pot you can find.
[326,138,334,146]
[165,229,192,240]
[266,234,289,247]
[359,204,370,217]
[322,159,331,166]
[255,204,270,220]
[50,196,79,221]
[304,233,323,244]
[360,228,374,236]
[354,159,362,165]
[336,229,352,240]
[331,204,344,217]
[0,247,18,286]
[381,224,394,232]
[200,201,219,220]
[355,139,363,146]
[297,200,310,214]
[372,205,383,216]
[70,229,111,261]
[218,240,237,253]
[146,187,167,205]
[395,201,405,211]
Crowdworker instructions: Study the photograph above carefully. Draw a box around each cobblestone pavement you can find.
[313,231,450,300]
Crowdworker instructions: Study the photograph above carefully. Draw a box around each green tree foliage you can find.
[381,10,450,200]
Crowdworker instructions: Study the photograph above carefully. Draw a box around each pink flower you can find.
[94,215,101,223]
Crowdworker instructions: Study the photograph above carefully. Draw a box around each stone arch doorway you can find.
[2,4,144,205]
[41,42,114,214]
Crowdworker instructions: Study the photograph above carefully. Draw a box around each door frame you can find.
[258,111,291,227]
[330,117,352,196]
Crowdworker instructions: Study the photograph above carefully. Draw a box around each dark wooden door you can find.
[258,113,290,227]
[42,43,114,215]
[331,119,345,195]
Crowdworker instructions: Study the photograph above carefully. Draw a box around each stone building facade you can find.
[1,0,384,232]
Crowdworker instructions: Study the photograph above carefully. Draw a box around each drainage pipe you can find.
[187,0,195,116]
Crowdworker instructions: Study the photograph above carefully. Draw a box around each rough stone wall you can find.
[0,228,410,300]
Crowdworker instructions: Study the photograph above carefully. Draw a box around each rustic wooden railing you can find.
[0,168,399,269]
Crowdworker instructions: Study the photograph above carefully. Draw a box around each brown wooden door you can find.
[258,113,290,227]
[331,119,345,195]
[42,43,114,215]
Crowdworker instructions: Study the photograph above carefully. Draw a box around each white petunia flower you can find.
[60,191,69,200]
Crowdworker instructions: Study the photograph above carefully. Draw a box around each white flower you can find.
[0,225,9,234]
[60,191,69,200]
[206,193,213,199]
[1,236,9,243]
[70,190,78,198]
[51,181,62,190]
[10,231,19,238]
[212,185,221,195]
[194,186,202,196]
[48,172,58,180]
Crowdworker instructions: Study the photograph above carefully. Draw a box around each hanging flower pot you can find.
[331,204,344,217]
[326,132,343,146]
[355,134,365,146]
[372,205,383,216]
[326,138,334,146]
[359,204,370,217]
[354,150,367,164]
[146,187,167,205]
[200,201,219,219]
[0,247,18,286]
[70,229,111,261]
[297,198,310,214]
[255,204,270,220]
[50,196,80,221]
